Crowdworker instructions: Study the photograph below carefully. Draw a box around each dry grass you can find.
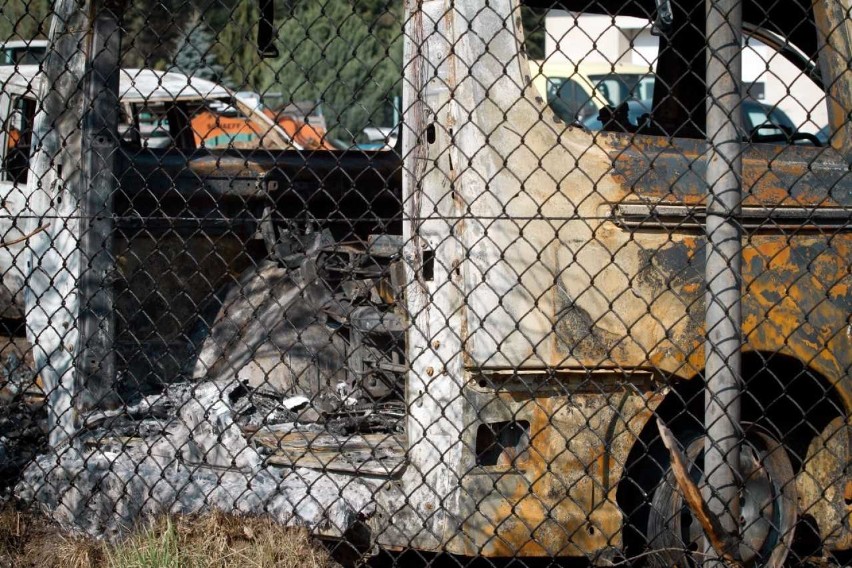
[0,504,333,568]
[106,512,334,568]
[0,503,104,567]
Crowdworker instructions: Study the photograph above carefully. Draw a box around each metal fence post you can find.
[705,0,744,562]
[76,0,122,412]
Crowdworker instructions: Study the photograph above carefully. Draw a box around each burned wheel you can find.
[646,424,797,568]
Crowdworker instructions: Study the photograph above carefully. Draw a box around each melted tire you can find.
[645,423,797,568]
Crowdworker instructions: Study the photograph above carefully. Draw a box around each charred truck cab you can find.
[395,0,851,560]
[7,0,852,564]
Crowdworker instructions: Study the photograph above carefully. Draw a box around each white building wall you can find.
[544,10,645,67]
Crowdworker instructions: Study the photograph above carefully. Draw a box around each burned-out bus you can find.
[1,0,850,565]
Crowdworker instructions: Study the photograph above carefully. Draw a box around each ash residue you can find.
[14,378,382,540]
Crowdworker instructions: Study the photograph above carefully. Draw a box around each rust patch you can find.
[609,136,852,207]
[455,384,662,557]
[553,290,624,362]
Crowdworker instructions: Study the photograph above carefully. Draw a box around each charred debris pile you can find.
[0,230,408,537]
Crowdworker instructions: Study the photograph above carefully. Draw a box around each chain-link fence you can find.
[0,0,849,565]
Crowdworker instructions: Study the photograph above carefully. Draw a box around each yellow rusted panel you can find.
[449,386,662,557]
[798,417,852,549]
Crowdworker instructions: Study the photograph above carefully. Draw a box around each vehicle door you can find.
[602,11,850,375]
[0,91,36,318]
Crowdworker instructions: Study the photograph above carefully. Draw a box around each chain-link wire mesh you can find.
[0,0,849,565]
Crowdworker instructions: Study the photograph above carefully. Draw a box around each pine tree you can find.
[265,0,403,143]
[122,0,194,69]
[213,0,265,90]
[0,0,51,43]
[172,11,226,82]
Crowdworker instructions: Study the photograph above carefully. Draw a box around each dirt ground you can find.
[0,502,336,568]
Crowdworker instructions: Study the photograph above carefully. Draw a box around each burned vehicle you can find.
[0,64,301,317]
[2,0,851,565]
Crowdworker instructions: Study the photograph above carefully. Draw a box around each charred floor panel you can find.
[15,379,384,540]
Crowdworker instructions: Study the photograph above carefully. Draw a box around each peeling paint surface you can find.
[3,0,851,560]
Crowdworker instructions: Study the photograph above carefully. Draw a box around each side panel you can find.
[394,0,667,556]
[398,0,852,558]
[608,137,852,399]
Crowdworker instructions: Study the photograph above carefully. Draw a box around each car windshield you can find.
[588,74,655,107]
[125,98,283,150]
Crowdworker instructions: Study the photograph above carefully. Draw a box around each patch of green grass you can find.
[106,517,181,568]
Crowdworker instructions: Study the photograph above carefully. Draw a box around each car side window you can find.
[125,104,174,149]
[124,99,279,151]
[648,30,825,144]
[2,96,35,183]
[534,10,828,145]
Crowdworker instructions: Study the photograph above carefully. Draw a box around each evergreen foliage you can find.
[211,0,267,91]
[263,0,403,142]
[121,0,195,69]
[0,0,548,142]
[172,11,226,82]
[0,0,51,43]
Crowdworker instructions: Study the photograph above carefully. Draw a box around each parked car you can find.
[529,60,655,123]
[354,126,399,150]
[1,64,301,156]
[582,97,820,143]
[0,64,299,317]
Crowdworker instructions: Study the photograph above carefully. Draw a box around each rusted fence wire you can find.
[0,0,850,566]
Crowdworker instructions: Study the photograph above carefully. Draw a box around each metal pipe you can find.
[704,0,744,563]
[76,0,123,412]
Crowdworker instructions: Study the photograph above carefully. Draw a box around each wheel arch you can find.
[616,351,849,556]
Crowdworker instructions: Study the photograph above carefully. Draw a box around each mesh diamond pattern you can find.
[0,0,849,565]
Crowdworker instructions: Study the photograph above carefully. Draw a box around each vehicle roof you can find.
[0,65,230,103]
[0,40,49,50]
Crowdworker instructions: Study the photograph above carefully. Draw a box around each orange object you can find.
[262,109,336,150]
[190,110,270,150]
[6,127,20,149]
